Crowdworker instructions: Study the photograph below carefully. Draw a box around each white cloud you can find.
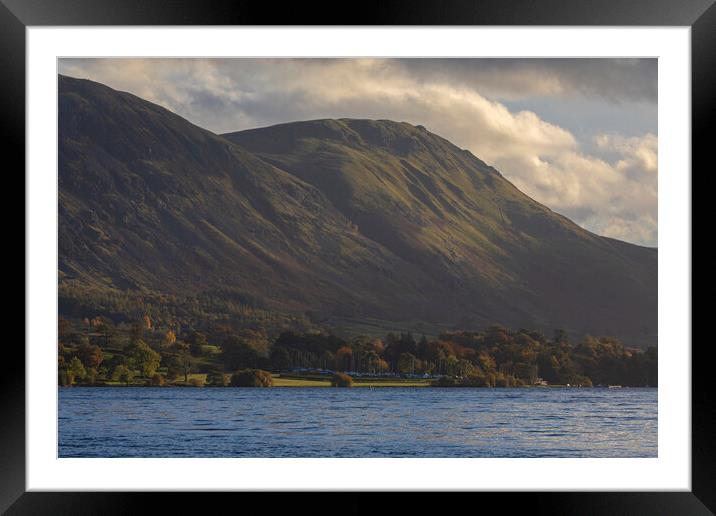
[58,58,658,246]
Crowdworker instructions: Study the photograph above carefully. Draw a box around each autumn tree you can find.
[163,330,177,348]
[230,369,273,387]
[375,359,390,373]
[334,346,353,372]
[330,372,353,387]
[77,342,103,369]
[370,338,385,355]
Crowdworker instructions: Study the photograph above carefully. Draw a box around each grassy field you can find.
[271,376,332,387]
[79,373,432,388]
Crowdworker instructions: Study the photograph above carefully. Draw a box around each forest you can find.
[57,313,658,388]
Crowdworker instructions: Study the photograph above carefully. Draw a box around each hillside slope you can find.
[59,76,437,321]
[227,119,657,344]
[59,75,657,345]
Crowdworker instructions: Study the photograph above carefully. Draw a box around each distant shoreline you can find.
[60,374,639,389]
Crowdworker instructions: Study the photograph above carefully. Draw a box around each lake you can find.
[58,387,657,458]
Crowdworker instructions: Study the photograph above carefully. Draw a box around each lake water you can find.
[58,387,657,458]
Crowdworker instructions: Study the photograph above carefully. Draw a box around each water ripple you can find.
[59,387,657,458]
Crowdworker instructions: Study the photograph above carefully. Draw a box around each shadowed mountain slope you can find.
[59,76,437,321]
[59,75,657,345]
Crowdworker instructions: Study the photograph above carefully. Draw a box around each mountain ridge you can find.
[58,75,657,346]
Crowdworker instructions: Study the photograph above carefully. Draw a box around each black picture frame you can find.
[5,0,708,512]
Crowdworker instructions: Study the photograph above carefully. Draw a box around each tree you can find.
[494,372,513,387]
[125,340,161,377]
[207,370,228,387]
[113,364,134,386]
[130,320,145,342]
[177,351,193,383]
[455,358,475,377]
[162,353,181,381]
[514,363,538,384]
[320,350,334,370]
[236,328,270,356]
[77,342,103,369]
[93,316,116,348]
[85,367,98,385]
[330,372,353,387]
[398,353,417,375]
[384,333,417,371]
[554,328,569,345]
[370,338,385,354]
[269,346,291,371]
[68,356,86,382]
[230,369,273,387]
[363,350,380,374]
[189,331,208,356]
[375,359,390,373]
[163,330,177,347]
[444,355,459,376]
[58,344,68,370]
[222,336,259,370]
[334,346,353,371]
[59,370,74,387]
[150,373,165,386]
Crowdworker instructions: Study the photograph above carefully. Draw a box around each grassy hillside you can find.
[59,76,656,346]
[225,119,657,345]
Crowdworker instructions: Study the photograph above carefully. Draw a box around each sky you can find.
[58,58,657,247]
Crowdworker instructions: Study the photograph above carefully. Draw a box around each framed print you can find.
[5,0,710,512]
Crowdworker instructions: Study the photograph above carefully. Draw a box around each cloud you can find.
[58,58,657,246]
[505,133,658,246]
[395,58,658,103]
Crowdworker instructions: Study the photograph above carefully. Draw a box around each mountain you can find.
[59,75,657,346]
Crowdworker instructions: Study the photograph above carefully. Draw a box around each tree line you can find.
[57,315,657,387]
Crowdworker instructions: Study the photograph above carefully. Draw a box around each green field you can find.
[92,373,431,388]
[271,376,332,387]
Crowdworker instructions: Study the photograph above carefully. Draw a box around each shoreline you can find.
[61,376,638,389]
